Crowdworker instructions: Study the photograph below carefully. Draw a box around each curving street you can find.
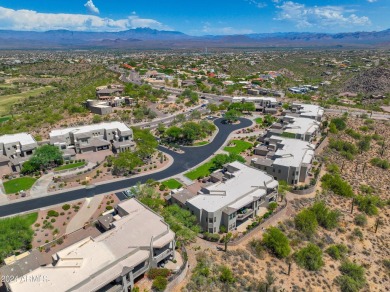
[0,118,252,217]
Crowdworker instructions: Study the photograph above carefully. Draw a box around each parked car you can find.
[219,99,224,102]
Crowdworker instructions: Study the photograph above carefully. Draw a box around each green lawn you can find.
[193,141,209,146]
[0,212,37,262]
[185,161,214,180]
[3,177,37,194]
[162,179,183,189]
[0,86,54,115]
[224,140,253,155]
[254,117,263,125]
[54,161,86,171]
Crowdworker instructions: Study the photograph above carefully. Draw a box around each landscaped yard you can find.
[185,161,214,180]
[254,117,263,125]
[54,161,86,171]
[161,179,183,189]
[0,212,37,262]
[223,140,253,155]
[0,86,54,115]
[193,141,209,146]
[3,177,37,194]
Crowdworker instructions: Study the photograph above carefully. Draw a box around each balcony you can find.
[237,208,253,221]
[153,249,172,263]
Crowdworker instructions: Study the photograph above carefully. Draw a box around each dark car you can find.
[200,96,206,99]
[219,99,224,102]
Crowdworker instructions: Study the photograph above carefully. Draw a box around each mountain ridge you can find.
[0,27,389,49]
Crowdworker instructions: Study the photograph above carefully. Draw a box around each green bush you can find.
[203,232,220,242]
[352,228,363,240]
[152,276,168,291]
[62,204,71,211]
[294,209,318,238]
[336,261,366,292]
[370,157,389,170]
[326,244,348,260]
[310,201,340,230]
[330,118,347,131]
[47,210,59,217]
[329,139,357,160]
[219,266,235,283]
[262,227,291,258]
[147,268,170,280]
[355,195,383,215]
[354,214,367,226]
[105,205,113,210]
[321,173,354,197]
[295,243,324,271]
[267,202,278,212]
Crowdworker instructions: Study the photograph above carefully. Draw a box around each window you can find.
[208,218,213,223]
[214,227,216,233]
[278,169,281,173]
[214,217,216,222]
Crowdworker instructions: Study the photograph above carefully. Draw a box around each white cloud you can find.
[275,1,371,29]
[0,7,172,31]
[245,0,267,9]
[84,0,99,14]
[367,0,377,2]
[201,22,253,35]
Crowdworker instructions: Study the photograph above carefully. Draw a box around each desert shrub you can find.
[355,195,383,215]
[47,210,59,217]
[353,214,367,226]
[203,232,220,242]
[310,201,340,230]
[336,261,366,292]
[62,204,70,211]
[352,228,363,240]
[294,243,324,271]
[370,157,389,170]
[152,276,168,291]
[148,268,170,280]
[326,244,348,260]
[249,239,265,258]
[267,202,278,212]
[219,266,235,283]
[105,205,113,211]
[329,139,357,160]
[262,227,291,258]
[330,118,347,131]
[294,209,318,238]
[321,173,354,197]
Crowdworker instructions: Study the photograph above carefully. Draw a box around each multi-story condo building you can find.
[185,162,278,234]
[259,116,320,143]
[0,133,38,171]
[49,122,135,154]
[232,96,279,113]
[282,103,324,121]
[6,199,176,292]
[252,136,315,185]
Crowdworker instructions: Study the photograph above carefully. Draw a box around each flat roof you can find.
[292,103,324,118]
[232,96,277,102]
[270,136,315,168]
[187,162,277,213]
[0,133,36,146]
[9,199,174,292]
[283,116,320,136]
[50,122,132,137]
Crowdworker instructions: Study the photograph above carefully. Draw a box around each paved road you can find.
[0,118,252,217]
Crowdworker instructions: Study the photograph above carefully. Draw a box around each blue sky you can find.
[0,0,388,34]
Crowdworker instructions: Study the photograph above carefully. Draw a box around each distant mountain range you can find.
[0,27,389,49]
